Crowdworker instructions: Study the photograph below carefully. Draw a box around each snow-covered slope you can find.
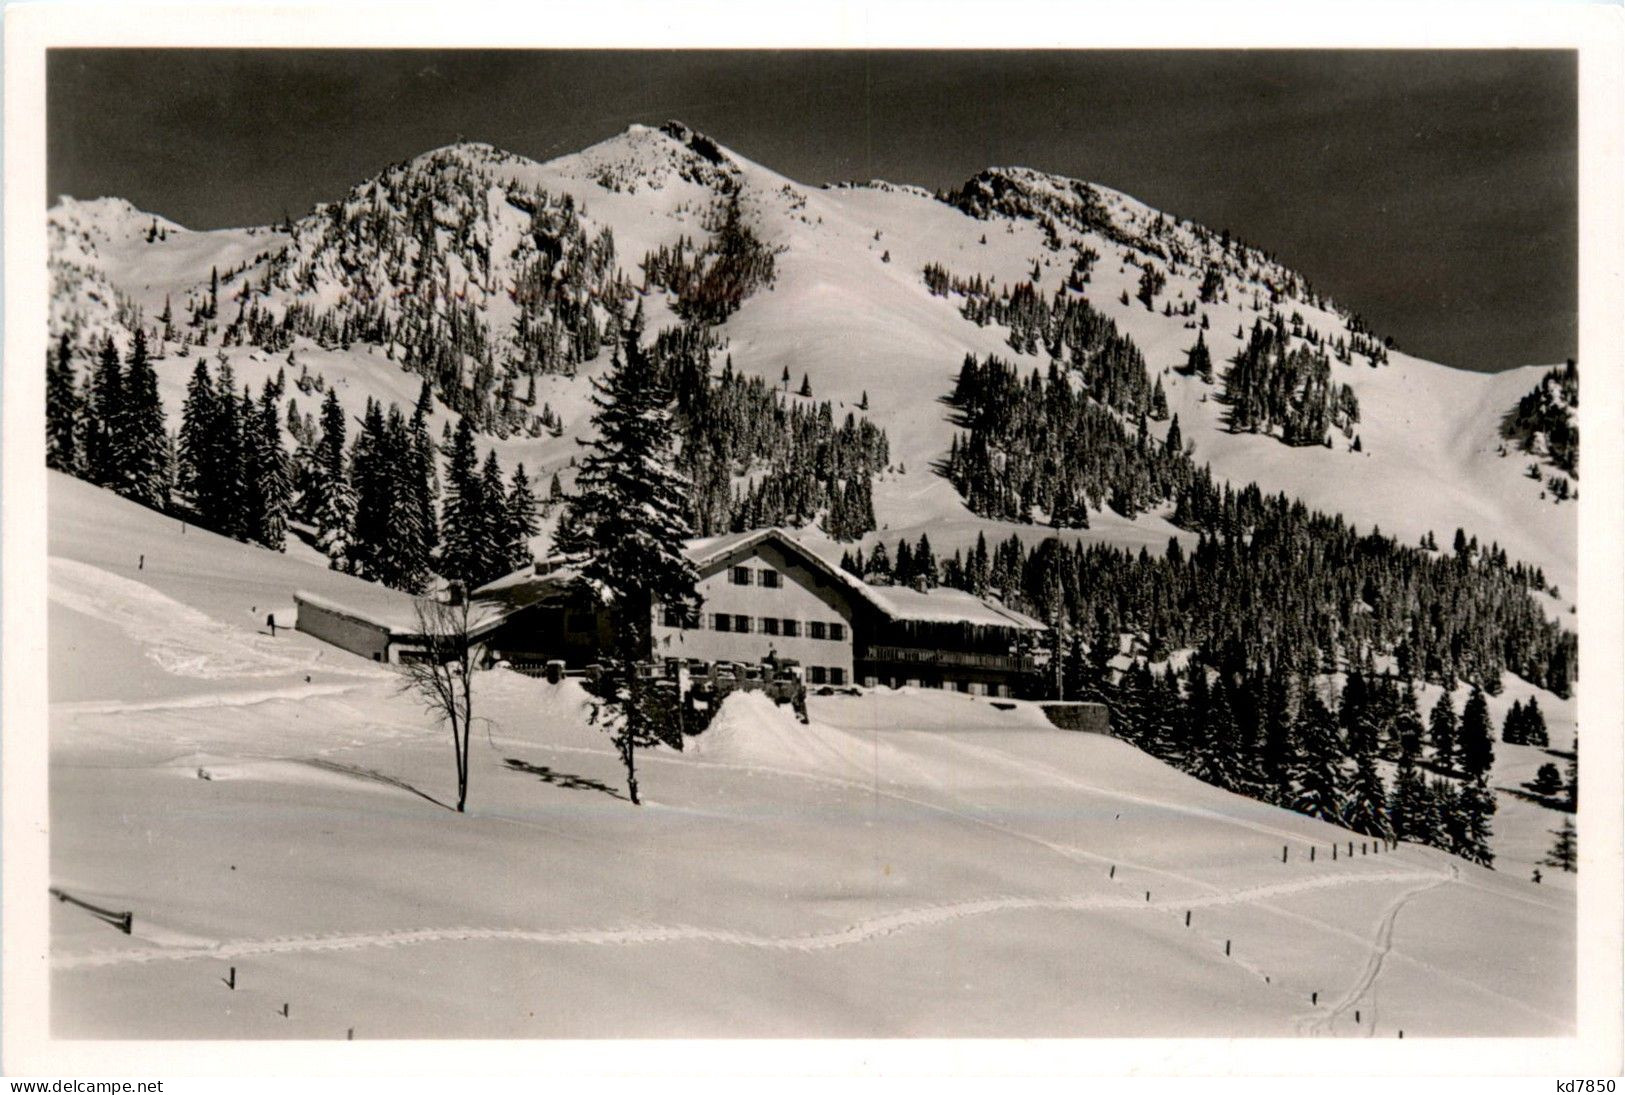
[47,122,1575,604]
[46,476,1574,1038]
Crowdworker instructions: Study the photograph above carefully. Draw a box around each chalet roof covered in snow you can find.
[292,586,426,638]
[858,584,1047,631]
[296,563,581,642]
[470,559,583,616]
[682,527,1045,633]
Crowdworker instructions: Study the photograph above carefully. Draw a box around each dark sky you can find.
[47,49,1576,371]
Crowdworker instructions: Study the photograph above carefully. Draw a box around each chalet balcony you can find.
[861,644,1035,673]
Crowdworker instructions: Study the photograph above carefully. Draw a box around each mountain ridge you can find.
[46,121,1576,607]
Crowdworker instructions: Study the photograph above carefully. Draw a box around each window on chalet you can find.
[760,570,781,589]
[732,614,752,633]
[809,621,827,640]
[809,666,828,685]
[731,566,752,586]
[761,617,780,636]
[830,667,846,685]
[829,622,845,642]
[661,605,692,629]
[781,619,800,638]
[713,613,731,632]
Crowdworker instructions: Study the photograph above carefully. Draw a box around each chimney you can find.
[446,580,466,607]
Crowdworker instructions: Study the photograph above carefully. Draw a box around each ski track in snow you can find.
[53,869,1445,971]
[1296,862,1462,1037]
[907,735,1560,1030]
[499,731,1566,1029]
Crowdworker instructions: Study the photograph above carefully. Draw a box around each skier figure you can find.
[267,613,277,637]
[138,554,144,570]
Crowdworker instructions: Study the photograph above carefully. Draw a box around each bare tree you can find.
[399,594,476,812]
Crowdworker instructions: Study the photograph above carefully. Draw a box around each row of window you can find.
[808,666,847,685]
[730,565,782,588]
[713,614,844,641]
[657,606,846,641]
[861,676,1006,696]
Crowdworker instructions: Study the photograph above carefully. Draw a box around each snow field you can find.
[50,658,1573,1038]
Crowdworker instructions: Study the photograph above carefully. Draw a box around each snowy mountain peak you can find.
[556,120,745,195]
[50,195,189,241]
[395,140,560,183]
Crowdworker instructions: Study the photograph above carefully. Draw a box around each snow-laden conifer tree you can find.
[1290,688,1345,823]
[250,380,292,551]
[549,499,592,557]
[177,360,217,506]
[438,416,484,585]
[1428,691,1458,772]
[113,330,172,511]
[349,399,392,581]
[572,302,698,805]
[476,450,511,584]
[85,337,124,487]
[1259,672,1296,805]
[1544,817,1577,873]
[46,333,83,474]
[1456,777,1496,867]
[505,463,540,572]
[863,539,892,585]
[1184,330,1212,383]
[385,404,434,593]
[1189,674,1247,792]
[1342,752,1395,844]
[410,382,440,559]
[1388,753,1428,842]
[1524,695,1549,747]
[1459,686,1495,780]
[205,365,249,539]
[314,388,357,572]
